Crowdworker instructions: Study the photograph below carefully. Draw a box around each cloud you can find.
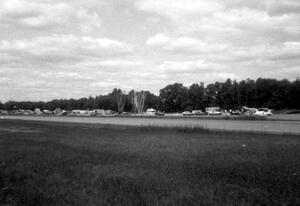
[154,60,227,74]
[73,60,144,74]
[135,0,224,19]
[0,0,102,33]
[266,0,300,15]
[90,81,120,88]
[136,0,300,44]
[146,33,170,46]
[227,41,300,63]
[136,0,300,18]
[144,32,300,83]
[146,33,228,54]
[94,60,143,67]
[145,31,300,68]
[0,77,10,83]
[0,35,134,64]
[148,60,238,85]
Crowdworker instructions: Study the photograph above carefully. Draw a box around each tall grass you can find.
[0,119,299,205]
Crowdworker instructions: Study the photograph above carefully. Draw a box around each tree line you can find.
[1,78,299,113]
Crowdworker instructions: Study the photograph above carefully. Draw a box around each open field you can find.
[0,119,299,205]
[2,115,300,134]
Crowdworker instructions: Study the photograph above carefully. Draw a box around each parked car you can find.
[192,110,205,115]
[24,110,34,115]
[254,108,273,116]
[230,110,241,115]
[0,110,8,115]
[242,106,258,115]
[43,110,53,115]
[155,111,165,116]
[221,110,231,116]
[183,111,193,116]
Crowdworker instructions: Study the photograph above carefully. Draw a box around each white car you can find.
[192,110,205,115]
[182,111,193,116]
[254,108,273,116]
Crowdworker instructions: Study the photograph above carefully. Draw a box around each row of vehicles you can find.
[182,107,273,116]
[182,107,224,116]
[0,106,273,117]
[0,108,115,116]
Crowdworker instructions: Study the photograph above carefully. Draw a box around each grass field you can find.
[3,115,300,134]
[0,120,299,205]
[270,114,300,121]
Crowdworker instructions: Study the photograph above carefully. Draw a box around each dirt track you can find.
[2,115,300,135]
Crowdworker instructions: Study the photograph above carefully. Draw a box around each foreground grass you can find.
[0,120,299,206]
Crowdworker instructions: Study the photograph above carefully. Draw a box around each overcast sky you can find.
[0,0,300,101]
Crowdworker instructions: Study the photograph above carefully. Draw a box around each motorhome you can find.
[146,108,156,115]
[205,107,222,115]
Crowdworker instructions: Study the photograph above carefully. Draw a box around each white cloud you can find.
[90,81,119,88]
[147,60,239,85]
[73,60,144,74]
[146,34,228,54]
[0,0,102,33]
[266,0,300,15]
[0,35,134,64]
[93,60,143,67]
[155,60,226,74]
[146,33,170,46]
[135,0,224,19]
[228,41,300,62]
[136,0,300,18]
[136,0,300,44]
[0,77,10,83]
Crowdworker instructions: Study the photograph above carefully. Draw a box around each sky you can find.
[0,0,300,101]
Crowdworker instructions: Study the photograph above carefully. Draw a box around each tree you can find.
[205,83,218,107]
[95,95,114,110]
[130,90,146,113]
[232,80,240,109]
[2,78,299,112]
[111,88,126,113]
[217,79,234,109]
[159,83,188,112]
[0,101,4,110]
[188,83,205,110]
[290,79,300,109]
[143,91,163,111]
[238,79,256,107]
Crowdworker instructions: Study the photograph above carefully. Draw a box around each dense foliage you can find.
[1,78,300,112]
